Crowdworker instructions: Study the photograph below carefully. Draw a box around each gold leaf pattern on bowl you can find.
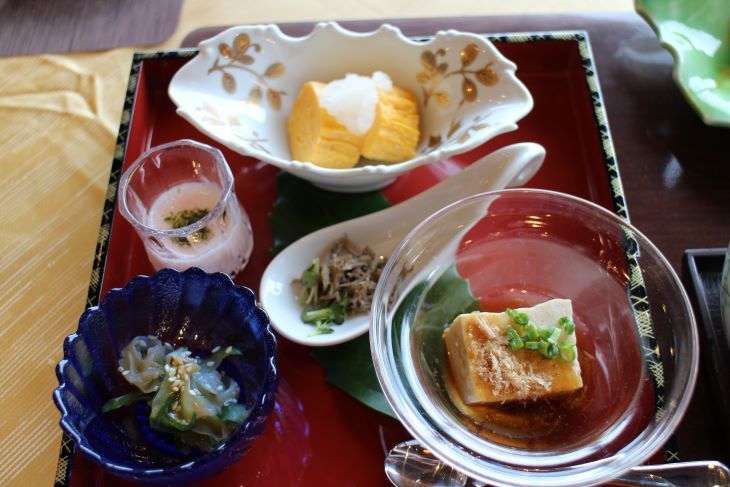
[222,72,236,94]
[234,130,272,155]
[460,43,479,67]
[423,114,491,154]
[264,63,285,78]
[207,37,286,111]
[247,85,263,106]
[234,33,250,53]
[267,89,283,111]
[416,43,499,108]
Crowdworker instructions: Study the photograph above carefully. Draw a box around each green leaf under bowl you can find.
[311,265,480,418]
[268,172,391,255]
[636,0,730,127]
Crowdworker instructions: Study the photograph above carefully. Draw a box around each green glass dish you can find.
[636,0,730,127]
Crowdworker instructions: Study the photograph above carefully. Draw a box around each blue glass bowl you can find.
[52,267,278,484]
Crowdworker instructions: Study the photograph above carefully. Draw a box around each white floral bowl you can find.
[169,22,533,192]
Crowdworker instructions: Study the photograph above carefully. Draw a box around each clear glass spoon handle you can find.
[385,440,730,487]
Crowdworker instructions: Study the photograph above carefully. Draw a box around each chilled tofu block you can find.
[443,299,582,405]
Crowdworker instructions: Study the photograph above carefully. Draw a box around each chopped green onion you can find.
[547,327,562,345]
[538,341,558,359]
[525,322,538,340]
[505,309,578,361]
[509,337,525,349]
[505,326,521,341]
[559,344,577,362]
[539,325,556,340]
[559,316,575,335]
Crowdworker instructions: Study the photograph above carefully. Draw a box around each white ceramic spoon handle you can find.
[383,142,545,231]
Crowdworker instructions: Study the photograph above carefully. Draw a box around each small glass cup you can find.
[118,140,253,276]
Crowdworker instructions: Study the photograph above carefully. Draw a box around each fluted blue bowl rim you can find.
[52,267,278,483]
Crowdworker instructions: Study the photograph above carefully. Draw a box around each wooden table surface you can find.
[184,13,730,464]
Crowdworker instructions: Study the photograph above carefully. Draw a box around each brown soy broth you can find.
[449,233,656,456]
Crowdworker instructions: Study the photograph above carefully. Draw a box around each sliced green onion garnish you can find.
[559,316,576,335]
[505,309,578,361]
[505,326,520,341]
[559,345,577,362]
[547,327,562,345]
[564,321,575,335]
[525,322,538,340]
[538,341,558,359]
[539,325,556,340]
[514,312,529,326]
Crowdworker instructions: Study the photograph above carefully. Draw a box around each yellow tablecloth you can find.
[0,0,631,485]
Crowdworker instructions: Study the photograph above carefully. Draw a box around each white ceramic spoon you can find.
[260,142,546,346]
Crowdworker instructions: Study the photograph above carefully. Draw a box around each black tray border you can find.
[683,248,730,451]
[53,31,665,486]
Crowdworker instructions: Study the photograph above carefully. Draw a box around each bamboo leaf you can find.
[268,172,391,255]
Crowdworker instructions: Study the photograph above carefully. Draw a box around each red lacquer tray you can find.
[55,31,668,487]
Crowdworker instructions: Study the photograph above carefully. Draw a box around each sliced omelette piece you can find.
[443,299,582,405]
[361,86,420,163]
[287,81,364,169]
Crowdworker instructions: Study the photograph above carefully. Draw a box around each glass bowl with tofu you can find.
[371,189,698,486]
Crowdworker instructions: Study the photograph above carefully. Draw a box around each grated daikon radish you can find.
[319,72,393,134]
